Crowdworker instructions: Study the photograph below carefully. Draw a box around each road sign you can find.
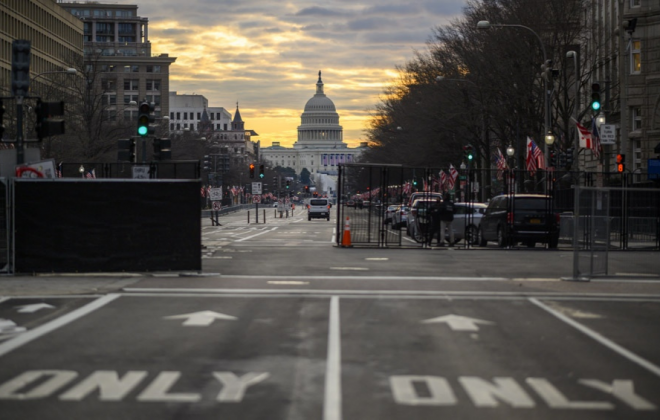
[252,182,262,195]
[132,166,150,179]
[600,124,616,145]
[253,195,261,203]
[209,187,222,201]
[212,201,222,211]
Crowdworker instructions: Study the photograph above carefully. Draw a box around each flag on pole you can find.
[448,164,459,190]
[57,162,63,178]
[85,169,96,179]
[526,137,544,176]
[576,122,592,148]
[439,170,447,191]
[496,148,508,180]
[591,117,602,160]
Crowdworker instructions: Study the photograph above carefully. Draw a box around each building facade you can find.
[59,2,176,123]
[1,0,83,105]
[169,92,232,133]
[260,71,366,176]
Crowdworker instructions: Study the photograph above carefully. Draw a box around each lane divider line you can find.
[529,297,660,379]
[0,294,121,358]
[235,227,279,242]
[324,296,342,420]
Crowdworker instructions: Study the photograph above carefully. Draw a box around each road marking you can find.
[15,303,55,313]
[365,258,389,261]
[324,296,342,420]
[530,298,660,379]
[615,273,659,278]
[329,267,369,271]
[0,294,120,358]
[267,281,310,285]
[422,314,494,331]
[164,311,237,326]
[235,227,278,242]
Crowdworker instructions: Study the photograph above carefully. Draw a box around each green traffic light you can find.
[137,125,148,136]
[591,101,601,111]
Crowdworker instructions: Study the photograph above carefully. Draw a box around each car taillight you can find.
[327,205,330,209]
[507,212,513,224]
[555,213,560,224]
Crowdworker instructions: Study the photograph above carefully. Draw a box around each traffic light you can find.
[286,180,290,189]
[153,138,171,161]
[259,164,265,179]
[0,100,5,138]
[565,148,574,167]
[203,155,212,171]
[558,152,566,168]
[616,154,625,173]
[591,83,601,111]
[249,163,255,178]
[35,100,65,140]
[117,138,136,162]
[11,40,31,97]
[463,144,474,162]
[137,101,154,137]
[550,151,556,167]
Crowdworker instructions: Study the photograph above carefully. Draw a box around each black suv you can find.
[478,194,559,248]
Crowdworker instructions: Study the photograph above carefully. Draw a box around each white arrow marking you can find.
[164,311,237,326]
[15,303,55,313]
[421,314,494,331]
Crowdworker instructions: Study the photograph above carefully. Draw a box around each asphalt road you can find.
[0,206,659,419]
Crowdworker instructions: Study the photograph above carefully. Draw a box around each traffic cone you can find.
[341,216,352,247]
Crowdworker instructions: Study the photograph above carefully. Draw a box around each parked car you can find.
[384,205,400,225]
[346,200,356,208]
[407,199,439,243]
[478,194,560,248]
[450,202,487,245]
[391,205,410,229]
[406,192,443,208]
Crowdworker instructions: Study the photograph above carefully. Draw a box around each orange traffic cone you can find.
[341,216,352,247]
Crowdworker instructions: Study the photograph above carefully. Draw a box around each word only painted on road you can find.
[390,375,657,411]
[0,370,269,403]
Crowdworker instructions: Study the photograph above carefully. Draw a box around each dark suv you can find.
[478,194,559,248]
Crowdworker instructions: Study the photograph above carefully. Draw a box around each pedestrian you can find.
[426,199,442,245]
[440,193,455,246]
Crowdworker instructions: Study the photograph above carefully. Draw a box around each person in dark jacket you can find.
[439,193,455,246]
[426,199,442,245]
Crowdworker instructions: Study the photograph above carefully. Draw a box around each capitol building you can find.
[260,72,366,183]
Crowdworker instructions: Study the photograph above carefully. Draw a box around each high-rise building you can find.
[58,2,176,123]
[0,0,83,98]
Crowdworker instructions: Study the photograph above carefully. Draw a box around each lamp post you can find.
[477,20,551,166]
[78,164,85,178]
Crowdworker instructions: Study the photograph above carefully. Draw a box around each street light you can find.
[478,20,551,165]
[544,131,555,146]
[596,112,606,127]
[78,164,84,178]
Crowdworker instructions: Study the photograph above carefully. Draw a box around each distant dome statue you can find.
[296,71,343,147]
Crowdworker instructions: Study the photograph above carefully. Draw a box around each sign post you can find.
[252,182,262,224]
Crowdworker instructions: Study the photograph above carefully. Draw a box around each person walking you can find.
[439,193,455,246]
[426,199,442,246]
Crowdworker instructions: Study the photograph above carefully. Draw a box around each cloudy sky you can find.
[129,0,467,147]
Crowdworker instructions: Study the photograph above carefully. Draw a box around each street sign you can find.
[132,166,150,179]
[600,124,616,145]
[212,201,222,211]
[209,187,222,201]
[648,159,660,180]
[252,195,261,203]
[252,182,262,195]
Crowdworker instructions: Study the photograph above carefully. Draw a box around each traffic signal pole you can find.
[16,96,24,164]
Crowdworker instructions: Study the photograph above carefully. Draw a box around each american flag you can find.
[526,137,544,176]
[591,117,602,160]
[448,164,459,190]
[85,169,96,179]
[200,187,206,197]
[439,170,447,191]
[576,122,591,149]
[496,148,508,180]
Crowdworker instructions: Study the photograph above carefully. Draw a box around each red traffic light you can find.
[616,154,625,173]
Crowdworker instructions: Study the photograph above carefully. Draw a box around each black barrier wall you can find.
[13,179,201,273]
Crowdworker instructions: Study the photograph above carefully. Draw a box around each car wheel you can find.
[327,216,330,221]
[308,215,311,221]
[478,228,487,247]
[497,226,508,248]
[548,236,559,249]
[465,225,478,245]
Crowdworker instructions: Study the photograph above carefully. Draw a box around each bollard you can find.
[263,209,266,223]
[247,211,250,224]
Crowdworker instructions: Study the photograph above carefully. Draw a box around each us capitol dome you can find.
[260,71,366,179]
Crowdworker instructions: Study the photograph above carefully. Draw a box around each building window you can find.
[123,110,138,121]
[176,123,180,130]
[101,79,116,91]
[123,94,139,105]
[631,40,641,74]
[632,107,642,130]
[146,79,161,91]
[631,0,641,7]
[197,112,201,120]
[183,112,188,120]
[146,95,161,106]
[191,124,195,131]
[123,79,139,90]
[124,65,139,73]
[146,65,161,73]
[176,112,180,120]
[102,94,116,106]
[170,123,174,130]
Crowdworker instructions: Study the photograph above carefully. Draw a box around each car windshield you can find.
[310,200,328,206]
[515,198,550,210]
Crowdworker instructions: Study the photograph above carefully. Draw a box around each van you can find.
[307,198,332,221]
